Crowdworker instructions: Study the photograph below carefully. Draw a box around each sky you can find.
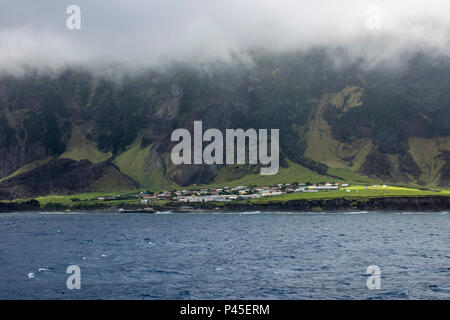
[1,0,450,72]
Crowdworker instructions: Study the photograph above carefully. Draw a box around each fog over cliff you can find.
[1,0,450,73]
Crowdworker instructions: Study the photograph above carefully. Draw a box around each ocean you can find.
[0,211,449,299]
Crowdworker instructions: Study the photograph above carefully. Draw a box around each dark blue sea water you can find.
[0,211,449,300]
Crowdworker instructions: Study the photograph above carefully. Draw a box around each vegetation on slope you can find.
[59,126,112,163]
[0,49,449,195]
[114,140,177,190]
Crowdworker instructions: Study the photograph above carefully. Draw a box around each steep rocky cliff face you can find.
[0,49,448,198]
[0,158,138,200]
[219,196,450,212]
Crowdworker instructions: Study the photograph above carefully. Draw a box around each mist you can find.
[2,0,450,73]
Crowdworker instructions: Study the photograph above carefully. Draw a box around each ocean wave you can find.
[239,211,261,215]
[392,212,441,215]
[327,211,367,215]
[38,212,84,215]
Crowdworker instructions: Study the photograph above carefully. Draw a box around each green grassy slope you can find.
[251,185,450,203]
[196,159,333,189]
[0,157,53,181]
[90,166,138,192]
[59,126,112,163]
[327,167,380,184]
[114,140,177,190]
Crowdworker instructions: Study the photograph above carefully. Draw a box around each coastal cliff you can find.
[0,50,449,197]
[1,196,449,213]
[217,196,450,212]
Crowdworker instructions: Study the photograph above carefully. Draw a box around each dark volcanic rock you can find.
[184,196,450,212]
[0,199,41,212]
[0,158,137,200]
[0,51,449,187]
[439,151,450,186]
[358,151,392,180]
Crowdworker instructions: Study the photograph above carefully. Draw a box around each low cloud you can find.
[1,0,450,73]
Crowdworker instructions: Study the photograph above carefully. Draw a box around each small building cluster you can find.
[138,182,347,204]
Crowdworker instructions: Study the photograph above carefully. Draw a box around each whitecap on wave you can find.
[328,211,367,215]
[392,212,436,215]
[239,211,260,215]
[38,212,84,215]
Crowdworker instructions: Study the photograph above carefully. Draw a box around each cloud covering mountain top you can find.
[1,0,450,72]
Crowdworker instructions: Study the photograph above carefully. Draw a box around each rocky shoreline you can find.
[162,196,450,212]
[1,196,449,213]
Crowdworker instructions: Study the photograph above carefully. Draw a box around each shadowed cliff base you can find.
[0,158,138,200]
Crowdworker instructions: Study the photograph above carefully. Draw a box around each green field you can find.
[251,185,450,203]
[7,184,449,211]
[191,159,335,190]
[9,191,141,208]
